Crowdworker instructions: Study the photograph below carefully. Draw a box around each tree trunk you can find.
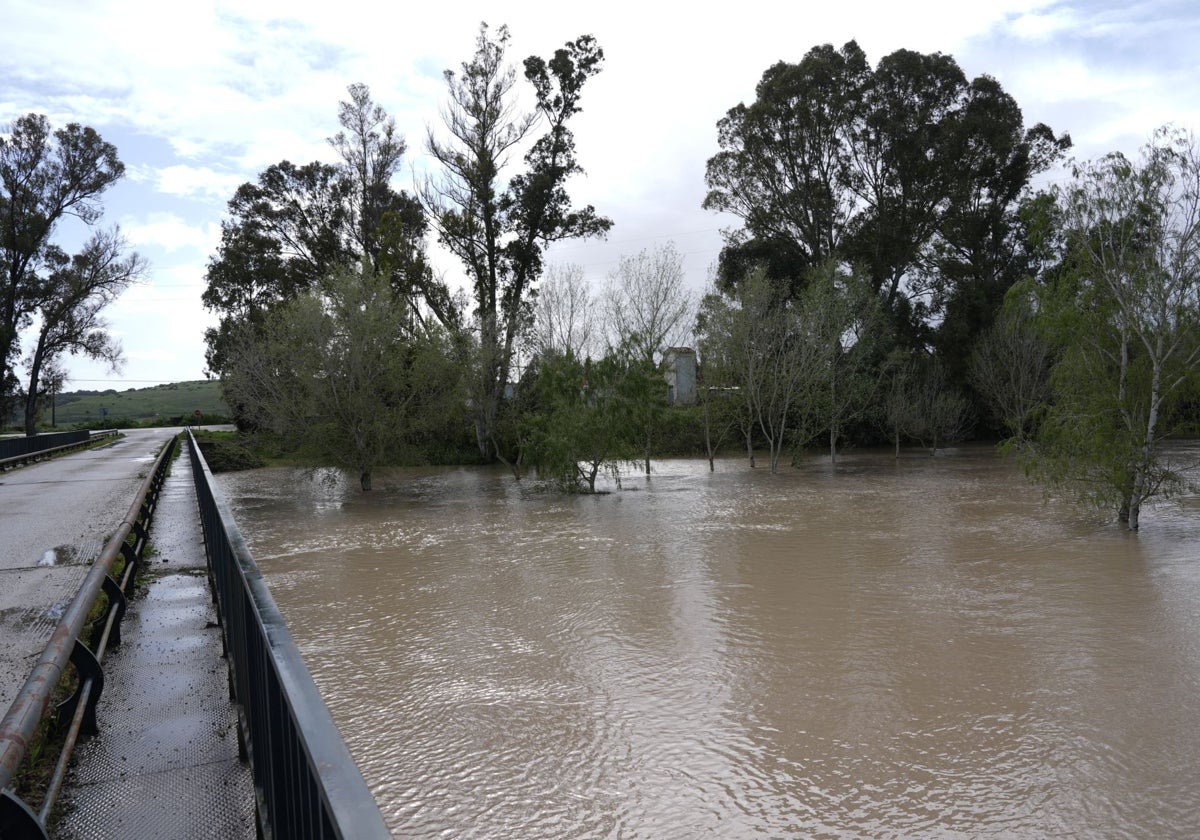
[23,338,47,436]
[360,469,372,491]
[701,389,716,472]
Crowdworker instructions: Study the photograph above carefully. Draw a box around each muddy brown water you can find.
[216,446,1200,838]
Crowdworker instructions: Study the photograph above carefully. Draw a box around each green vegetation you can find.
[2,114,144,434]
[176,26,1200,525]
[191,429,266,472]
[46,380,229,427]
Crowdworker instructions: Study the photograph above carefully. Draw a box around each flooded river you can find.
[216,447,1200,838]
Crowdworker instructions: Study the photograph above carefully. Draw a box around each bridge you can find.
[0,429,390,838]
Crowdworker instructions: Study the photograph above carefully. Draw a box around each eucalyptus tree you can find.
[703,41,1069,367]
[203,85,444,384]
[22,228,145,433]
[422,23,612,461]
[1,113,129,419]
[1027,128,1200,530]
[703,42,867,300]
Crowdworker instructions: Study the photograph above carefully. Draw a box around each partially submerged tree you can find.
[422,23,612,461]
[969,297,1054,442]
[1026,128,1200,529]
[525,346,644,492]
[901,357,974,455]
[602,241,695,474]
[223,265,460,490]
[795,261,885,463]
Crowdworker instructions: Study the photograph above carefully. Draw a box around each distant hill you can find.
[50,380,230,425]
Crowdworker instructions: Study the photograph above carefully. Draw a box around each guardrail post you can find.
[93,576,127,649]
[56,641,103,737]
[0,790,50,839]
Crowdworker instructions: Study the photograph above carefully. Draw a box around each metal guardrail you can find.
[0,434,177,838]
[185,430,390,839]
[0,429,120,470]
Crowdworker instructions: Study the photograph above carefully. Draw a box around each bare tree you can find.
[600,241,696,474]
[969,302,1053,442]
[531,262,596,359]
[904,357,974,455]
[602,241,694,361]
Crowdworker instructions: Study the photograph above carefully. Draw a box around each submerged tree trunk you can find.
[700,393,710,472]
[493,437,523,480]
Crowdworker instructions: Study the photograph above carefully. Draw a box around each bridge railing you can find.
[0,434,176,838]
[0,429,119,470]
[185,430,390,839]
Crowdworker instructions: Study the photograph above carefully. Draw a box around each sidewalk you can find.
[54,446,255,839]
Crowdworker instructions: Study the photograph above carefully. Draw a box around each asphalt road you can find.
[0,428,179,712]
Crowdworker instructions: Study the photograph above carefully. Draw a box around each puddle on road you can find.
[37,545,84,567]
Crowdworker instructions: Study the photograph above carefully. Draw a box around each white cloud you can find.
[156,165,245,199]
[5,0,1198,388]
[120,213,221,254]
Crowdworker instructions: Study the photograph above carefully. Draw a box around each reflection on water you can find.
[217,446,1200,838]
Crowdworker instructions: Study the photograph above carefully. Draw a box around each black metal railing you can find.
[0,429,119,469]
[0,434,176,838]
[186,430,390,839]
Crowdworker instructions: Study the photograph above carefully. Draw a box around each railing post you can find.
[0,790,50,840]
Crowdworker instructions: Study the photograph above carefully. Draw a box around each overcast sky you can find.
[3,0,1198,391]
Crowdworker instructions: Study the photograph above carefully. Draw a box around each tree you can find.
[900,356,974,455]
[703,43,868,299]
[703,42,1068,360]
[1,113,126,416]
[695,270,819,473]
[530,262,596,359]
[525,346,643,492]
[22,228,145,433]
[422,23,612,461]
[602,241,695,474]
[696,285,757,467]
[793,261,885,463]
[1027,128,1200,530]
[203,85,446,383]
[968,297,1053,441]
[603,241,694,362]
[202,159,353,378]
[221,265,461,490]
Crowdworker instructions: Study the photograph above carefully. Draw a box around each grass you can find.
[41,379,230,427]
